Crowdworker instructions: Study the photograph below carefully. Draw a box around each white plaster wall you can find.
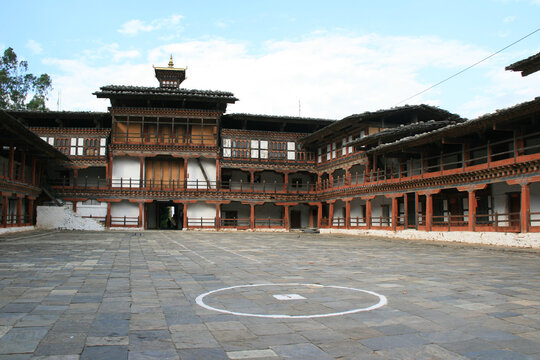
[187,202,215,219]
[187,157,216,189]
[36,206,104,231]
[76,201,107,218]
[111,201,139,217]
[332,200,346,226]
[492,182,520,224]
[321,228,540,249]
[350,198,366,225]
[112,156,140,187]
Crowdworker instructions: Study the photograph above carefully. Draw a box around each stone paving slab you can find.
[0,230,539,359]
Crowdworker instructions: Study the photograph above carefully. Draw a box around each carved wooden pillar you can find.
[468,190,476,232]
[73,169,79,187]
[521,183,530,233]
[250,203,255,230]
[366,199,372,229]
[344,168,350,186]
[426,194,433,232]
[283,204,290,230]
[392,196,398,231]
[283,172,289,193]
[345,199,351,229]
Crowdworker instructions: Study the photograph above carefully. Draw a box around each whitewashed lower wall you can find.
[112,157,140,186]
[187,202,215,219]
[321,228,540,248]
[76,201,107,218]
[37,206,104,231]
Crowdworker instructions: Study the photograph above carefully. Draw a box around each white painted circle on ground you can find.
[195,283,388,319]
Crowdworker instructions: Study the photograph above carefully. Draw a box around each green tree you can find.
[0,47,52,110]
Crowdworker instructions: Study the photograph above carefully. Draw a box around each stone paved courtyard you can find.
[0,230,539,359]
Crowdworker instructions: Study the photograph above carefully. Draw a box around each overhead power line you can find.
[395,26,540,106]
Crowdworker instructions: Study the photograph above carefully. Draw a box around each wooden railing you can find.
[112,134,216,146]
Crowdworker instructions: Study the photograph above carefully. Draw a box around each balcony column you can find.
[107,152,113,186]
[73,169,79,187]
[20,149,26,182]
[328,172,334,188]
[106,202,111,229]
[344,167,351,186]
[9,144,14,180]
[426,193,433,231]
[344,198,352,229]
[392,196,398,231]
[183,158,189,189]
[250,203,255,230]
[521,183,530,233]
[216,158,220,189]
[362,195,375,229]
[215,203,220,231]
[317,173,322,191]
[328,200,335,228]
[468,190,477,232]
[283,171,289,192]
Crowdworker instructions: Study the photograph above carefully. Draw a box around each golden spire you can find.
[168,55,174,68]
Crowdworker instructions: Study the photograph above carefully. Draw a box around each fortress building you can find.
[1,55,539,239]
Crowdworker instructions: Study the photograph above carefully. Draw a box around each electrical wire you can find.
[395,26,540,106]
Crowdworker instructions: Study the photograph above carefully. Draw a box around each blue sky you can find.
[1,0,539,119]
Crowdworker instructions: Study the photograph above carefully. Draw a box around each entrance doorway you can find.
[146,201,182,229]
[290,210,301,229]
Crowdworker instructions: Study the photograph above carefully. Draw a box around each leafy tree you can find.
[0,47,52,110]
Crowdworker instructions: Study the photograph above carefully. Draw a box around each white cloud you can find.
[82,43,141,62]
[43,33,540,120]
[503,15,516,22]
[26,39,43,54]
[118,14,183,36]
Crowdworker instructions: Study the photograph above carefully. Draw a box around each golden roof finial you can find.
[168,55,174,68]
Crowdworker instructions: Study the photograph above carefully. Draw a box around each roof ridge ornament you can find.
[169,55,174,68]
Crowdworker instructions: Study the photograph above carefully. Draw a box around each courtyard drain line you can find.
[195,283,387,319]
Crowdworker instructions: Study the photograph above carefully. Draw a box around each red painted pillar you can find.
[392,197,398,231]
[345,200,351,229]
[404,193,409,228]
[468,190,476,231]
[216,158,220,189]
[283,172,289,192]
[72,201,77,214]
[108,152,113,186]
[426,194,433,231]
[183,203,188,230]
[366,199,372,229]
[329,202,334,228]
[521,183,530,233]
[106,202,111,229]
[250,203,255,230]
[16,196,22,225]
[345,168,350,186]
[329,173,334,188]
[284,204,290,230]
